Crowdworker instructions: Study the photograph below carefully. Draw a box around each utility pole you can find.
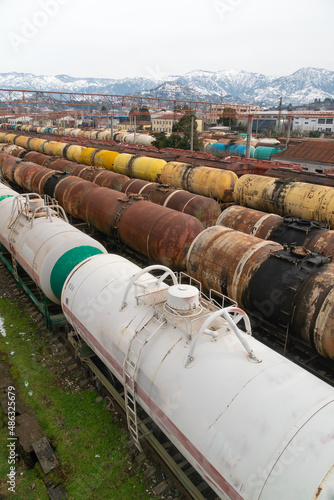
[245,115,253,158]
[110,107,114,141]
[286,116,292,149]
[277,96,283,132]
[134,116,136,143]
[190,116,194,151]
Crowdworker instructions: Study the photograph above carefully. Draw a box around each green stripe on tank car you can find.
[0,195,14,203]
[50,246,104,300]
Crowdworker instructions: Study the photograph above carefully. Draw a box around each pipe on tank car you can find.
[43,141,67,157]
[13,135,31,149]
[16,141,219,225]
[217,205,283,238]
[186,306,257,367]
[64,145,86,163]
[61,251,334,500]
[80,147,98,165]
[1,156,22,182]
[2,144,26,157]
[22,145,220,224]
[27,137,48,153]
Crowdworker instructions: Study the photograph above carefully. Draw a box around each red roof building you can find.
[273,139,334,172]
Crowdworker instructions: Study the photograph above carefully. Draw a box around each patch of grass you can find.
[0,298,155,499]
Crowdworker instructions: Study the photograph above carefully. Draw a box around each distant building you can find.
[5,116,32,124]
[237,111,334,135]
[206,103,261,125]
[293,116,334,134]
[238,111,289,132]
[115,115,130,123]
[273,139,334,172]
[152,113,184,134]
[152,113,204,134]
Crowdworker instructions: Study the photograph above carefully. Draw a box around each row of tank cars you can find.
[1,180,334,500]
[1,131,334,226]
[2,123,285,160]
[2,123,156,145]
[0,131,333,499]
[205,142,284,160]
[1,134,334,358]
[0,131,239,205]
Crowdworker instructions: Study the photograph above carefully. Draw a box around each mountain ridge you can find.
[0,67,334,106]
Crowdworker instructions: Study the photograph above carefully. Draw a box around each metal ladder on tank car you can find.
[123,313,166,451]
[7,200,26,282]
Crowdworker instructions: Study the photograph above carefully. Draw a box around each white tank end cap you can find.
[167,284,200,312]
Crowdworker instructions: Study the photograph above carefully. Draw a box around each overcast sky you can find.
[1,0,333,80]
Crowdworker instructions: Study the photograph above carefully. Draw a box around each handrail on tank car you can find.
[185,306,262,367]
[30,204,69,227]
[8,192,42,228]
[9,192,42,214]
[120,265,178,310]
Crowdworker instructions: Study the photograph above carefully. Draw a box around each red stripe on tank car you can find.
[62,305,244,500]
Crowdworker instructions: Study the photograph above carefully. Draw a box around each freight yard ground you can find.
[0,261,178,500]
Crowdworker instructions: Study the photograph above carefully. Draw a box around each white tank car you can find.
[0,182,106,304]
[61,253,334,500]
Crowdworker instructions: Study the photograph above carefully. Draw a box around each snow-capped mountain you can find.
[178,69,270,99]
[137,81,208,102]
[0,67,334,106]
[0,72,162,95]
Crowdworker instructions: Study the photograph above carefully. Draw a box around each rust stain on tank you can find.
[30,167,55,194]
[54,176,100,219]
[89,170,129,191]
[119,202,204,270]
[123,178,221,227]
[313,465,334,499]
[2,156,22,182]
[81,187,128,234]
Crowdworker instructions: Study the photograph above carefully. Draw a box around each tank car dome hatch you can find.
[28,198,44,212]
[166,284,200,315]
